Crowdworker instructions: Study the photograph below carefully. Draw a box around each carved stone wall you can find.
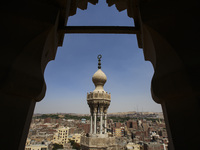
[81,136,117,150]
[87,92,111,100]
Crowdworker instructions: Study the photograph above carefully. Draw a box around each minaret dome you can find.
[92,69,107,92]
[92,54,107,92]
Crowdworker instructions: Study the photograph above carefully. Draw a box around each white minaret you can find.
[87,55,111,137]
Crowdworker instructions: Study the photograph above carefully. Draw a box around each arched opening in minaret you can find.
[34,0,162,115]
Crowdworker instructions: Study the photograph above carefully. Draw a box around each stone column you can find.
[104,113,107,134]
[93,107,97,134]
[90,113,93,134]
[100,106,103,134]
[100,112,103,134]
[94,113,97,134]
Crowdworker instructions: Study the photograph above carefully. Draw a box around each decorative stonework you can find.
[86,55,111,136]
[81,136,117,150]
[87,92,111,100]
[80,55,116,150]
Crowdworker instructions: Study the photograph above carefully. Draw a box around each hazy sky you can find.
[34,1,162,114]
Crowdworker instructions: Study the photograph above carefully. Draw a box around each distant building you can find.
[44,117,52,123]
[143,142,165,150]
[113,127,124,137]
[52,127,70,145]
[127,120,138,130]
[142,120,149,131]
[25,144,48,150]
[25,138,49,150]
[81,118,87,123]
[114,122,121,128]
[77,123,90,134]
[126,142,142,150]
[68,133,81,143]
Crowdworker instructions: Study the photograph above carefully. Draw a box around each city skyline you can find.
[34,1,162,114]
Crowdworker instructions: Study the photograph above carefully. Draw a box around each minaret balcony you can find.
[87,92,111,100]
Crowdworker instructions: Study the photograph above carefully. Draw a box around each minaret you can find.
[81,55,117,150]
[87,54,111,137]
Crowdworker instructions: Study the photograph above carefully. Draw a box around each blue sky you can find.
[34,1,162,114]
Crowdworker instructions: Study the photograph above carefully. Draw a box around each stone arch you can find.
[139,1,200,149]
[0,0,200,149]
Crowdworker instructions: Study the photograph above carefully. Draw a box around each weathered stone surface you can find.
[81,136,117,150]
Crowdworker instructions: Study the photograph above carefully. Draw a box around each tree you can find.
[69,140,80,150]
[52,143,63,150]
